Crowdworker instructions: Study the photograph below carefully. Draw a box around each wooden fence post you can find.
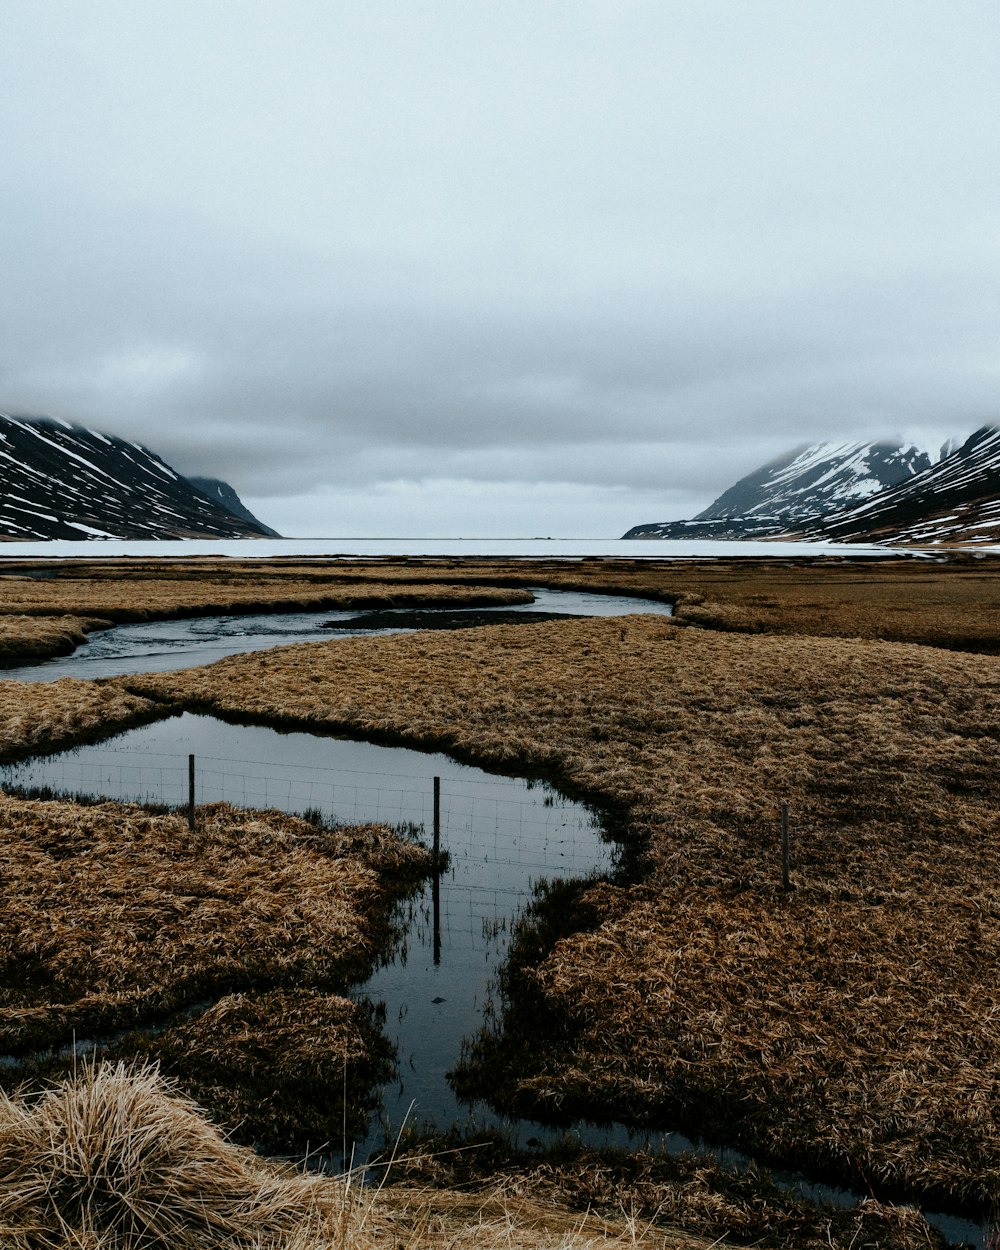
[432,776,441,869]
[188,754,196,832]
[432,776,442,964]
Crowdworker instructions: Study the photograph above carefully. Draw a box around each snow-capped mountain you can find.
[622,440,931,540]
[0,413,278,540]
[798,426,1000,545]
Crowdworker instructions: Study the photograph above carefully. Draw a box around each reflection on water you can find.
[0,711,615,1158]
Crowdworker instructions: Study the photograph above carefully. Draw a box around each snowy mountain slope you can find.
[797,426,1000,544]
[622,440,931,539]
[0,413,278,540]
[185,476,280,537]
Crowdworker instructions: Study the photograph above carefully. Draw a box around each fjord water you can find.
[0,537,887,559]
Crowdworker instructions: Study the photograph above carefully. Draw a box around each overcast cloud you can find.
[1,1,998,537]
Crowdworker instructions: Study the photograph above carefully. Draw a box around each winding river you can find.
[0,586,673,681]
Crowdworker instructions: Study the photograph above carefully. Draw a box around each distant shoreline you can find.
[0,536,939,560]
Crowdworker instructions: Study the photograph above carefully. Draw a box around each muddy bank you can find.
[324,607,579,631]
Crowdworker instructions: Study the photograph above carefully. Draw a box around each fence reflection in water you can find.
[0,712,614,983]
[0,712,618,1158]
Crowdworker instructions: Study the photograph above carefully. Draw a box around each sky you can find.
[1,1,998,538]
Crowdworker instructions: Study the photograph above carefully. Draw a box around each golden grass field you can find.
[1,554,999,1247]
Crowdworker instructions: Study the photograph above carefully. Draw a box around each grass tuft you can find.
[0,1060,326,1249]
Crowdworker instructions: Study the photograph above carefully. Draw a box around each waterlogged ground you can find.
[0,711,617,1159]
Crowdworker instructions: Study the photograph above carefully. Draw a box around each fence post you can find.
[432,776,440,869]
[780,800,791,892]
[188,754,196,832]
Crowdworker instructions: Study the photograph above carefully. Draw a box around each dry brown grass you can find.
[389,1138,955,1250]
[313,552,1000,651]
[5,554,1000,1231]
[0,678,160,760]
[93,989,397,1154]
[4,553,1000,663]
[0,568,531,625]
[0,1061,330,1249]
[0,614,113,661]
[365,1181,842,1249]
[0,795,430,1054]
[119,613,1000,1205]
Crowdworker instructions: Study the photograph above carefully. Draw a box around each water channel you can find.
[0,587,984,1245]
[0,586,674,681]
[0,711,619,1160]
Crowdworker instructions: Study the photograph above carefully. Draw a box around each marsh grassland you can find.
[0,554,998,1248]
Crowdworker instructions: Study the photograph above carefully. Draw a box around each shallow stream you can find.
[0,586,674,681]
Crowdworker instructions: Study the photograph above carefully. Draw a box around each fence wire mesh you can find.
[0,743,611,892]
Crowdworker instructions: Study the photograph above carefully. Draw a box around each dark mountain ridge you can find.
[796,426,1000,545]
[186,476,280,537]
[0,412,278,540]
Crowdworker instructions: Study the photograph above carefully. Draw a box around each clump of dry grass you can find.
[0,1062,754,1250]
[0,1060,328,1249]
[121,613,1000,1205]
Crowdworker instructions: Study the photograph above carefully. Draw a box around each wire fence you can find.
[0,744,613,893]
